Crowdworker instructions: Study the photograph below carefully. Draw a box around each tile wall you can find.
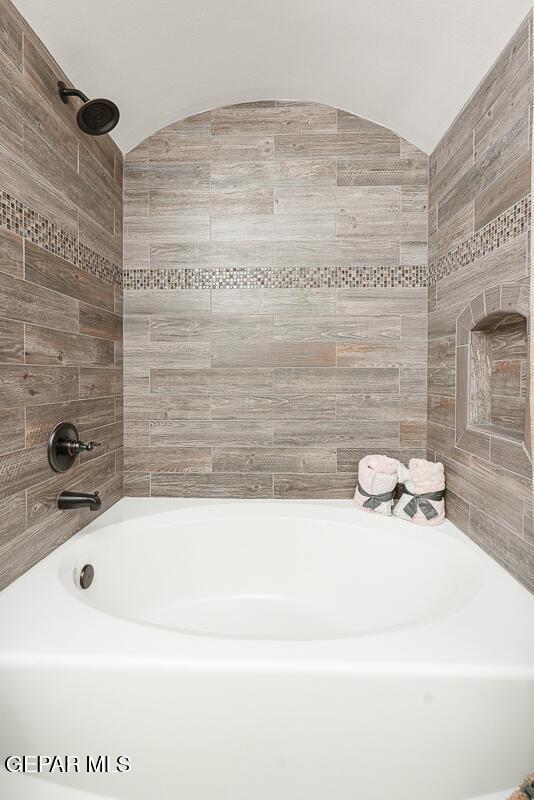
[0,0,123,590]
[123,102,429,498]
[427,12,534,591]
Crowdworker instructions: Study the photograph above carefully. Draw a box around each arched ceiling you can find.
[12,0,532,155]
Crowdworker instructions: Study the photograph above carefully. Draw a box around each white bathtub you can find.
[0,498,532,800]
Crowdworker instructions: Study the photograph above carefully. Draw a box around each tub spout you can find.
[57,490,101,511]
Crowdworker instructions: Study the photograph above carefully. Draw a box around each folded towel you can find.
[354,454,400,516]
[508,774,534,800]
[393,458,445,526]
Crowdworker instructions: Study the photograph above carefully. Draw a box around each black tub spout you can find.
[57,491,101,511]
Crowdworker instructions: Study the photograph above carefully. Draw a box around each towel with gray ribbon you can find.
[393,459,446,526]
[353,454,400,516]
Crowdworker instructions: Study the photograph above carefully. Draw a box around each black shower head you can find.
[57,81,120,136]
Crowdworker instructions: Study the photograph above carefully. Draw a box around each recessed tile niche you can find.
[456,283,531,477]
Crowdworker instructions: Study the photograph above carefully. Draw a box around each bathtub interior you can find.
[58,502,484,640]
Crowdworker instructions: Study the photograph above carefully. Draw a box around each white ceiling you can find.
[13,0,533,154]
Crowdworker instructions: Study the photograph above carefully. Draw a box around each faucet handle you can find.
[77,440,101,453]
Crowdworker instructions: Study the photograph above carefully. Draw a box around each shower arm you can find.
[57,80,90,104]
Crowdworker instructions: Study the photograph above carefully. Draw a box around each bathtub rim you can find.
[0,497,533,678]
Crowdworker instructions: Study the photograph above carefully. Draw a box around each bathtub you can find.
[0,498,533,800]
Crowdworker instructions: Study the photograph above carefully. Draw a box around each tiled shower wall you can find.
[427,12,534,591]
[0,0,123,590]
[123,102,429,498]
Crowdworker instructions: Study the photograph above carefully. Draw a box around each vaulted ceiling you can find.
[12,0,532,154]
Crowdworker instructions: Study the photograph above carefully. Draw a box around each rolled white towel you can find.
[393,459,445,526]
[354,454,400,516]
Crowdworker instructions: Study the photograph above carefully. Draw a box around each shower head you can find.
[57,81,120,136]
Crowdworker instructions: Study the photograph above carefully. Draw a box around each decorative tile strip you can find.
[123,264,427,290]
[429,195,530,285]
[0,188,122,287]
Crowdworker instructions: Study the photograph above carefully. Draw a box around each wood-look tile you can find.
[0,318,24,362]
[273,420,399,448]
[428,202,474,262]
[151,368,273,395]
[490,436,531,477]
[0,444,50,500]
[23,125,114,234]
[0,406,25,455]
[124,215,210,244]
[210,159,337,190]
[214,445,335,474]
[491,360,521,396]
[124,395,210,420]
[0,1,23,70]
[274,314,400,342]
[0,227,23,279]
[337,155,427,186]
[274,367,399,394]
[273,473,358,499]
[0,144,78,232]
[456,428,491,461]
[211,393,335,420]
[275,132,400,159]
[25,242,114,310]
[336,448,426,472]
[125,341,211,368]
[427,395,455,428]
[435,236,528,311]
[26,451,116,528]
[437,112,529,229]
[124,472,150,496]
[431,14,529,176]
[151,472,273,499]
[26,398,116,446]
[274,185,400,215]
[0,93,22,159]
[399,420,426,447]
[469,505,534,593]
[0,491,26,548]
[22,33,118,174]
[211,213,335,242]
[336,393,426,421]
[124,446,211,473]
[125,162,210,191]
[149,133,274,163]
[124,420,150,447]
[150,187,274,217]
[150,242,274,269]
[150,420,273,447]
[79,208,122,267]
[211,103,337,135]
[150,314,273,342]
[400,314,427,340]
[474,152,531,231]
[0,269,79,331]
[211,341,336,368]
[79,368,122,399]
[0,47,78,169]
[78,421,123,463]
[336,340,426,368]
[25,325,114,367]
[0,364,79,407]
[211,289,335,315]
[124,290,210,315]
[400,186,428,212]
[336,288,427,315]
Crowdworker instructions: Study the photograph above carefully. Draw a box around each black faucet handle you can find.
[78,440,101,453]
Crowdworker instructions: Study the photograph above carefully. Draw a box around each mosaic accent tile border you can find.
[429,195,530,285]
[0,189,122,287]
[123,264,427,290]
